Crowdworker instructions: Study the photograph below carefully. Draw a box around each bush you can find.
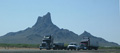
[99,47,120,49]
[0,43,39,48]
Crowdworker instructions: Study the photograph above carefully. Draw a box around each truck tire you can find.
[95,48,98,50]
[46,48,50,50]
[67,48,69,50]
[77,49,80,51]
[88,47,92,50]
[53,48,57,50]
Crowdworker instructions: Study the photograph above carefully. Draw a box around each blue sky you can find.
[0,0,120,44]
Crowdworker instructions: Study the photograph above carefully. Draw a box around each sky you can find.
[0,0,120,44]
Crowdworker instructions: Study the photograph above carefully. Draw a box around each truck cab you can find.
[40,35,53,50]
[80,37,98,50]
[80,39,89,50]
[40,42,49,50]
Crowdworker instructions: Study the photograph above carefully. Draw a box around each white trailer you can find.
[80,37,99,50]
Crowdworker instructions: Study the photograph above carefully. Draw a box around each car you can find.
[67,42,80,50]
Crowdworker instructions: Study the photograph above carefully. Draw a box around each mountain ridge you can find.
[0,12,119,47]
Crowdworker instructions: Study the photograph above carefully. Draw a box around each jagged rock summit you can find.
[0,12,119,46]
[80,31,92,37]
[33,12,53,27]
[0,12,78,44]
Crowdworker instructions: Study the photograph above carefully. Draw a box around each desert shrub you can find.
[99,47,120,49]
[0,43,39,48]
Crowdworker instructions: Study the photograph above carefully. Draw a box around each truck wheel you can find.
[74,48,76,50]
[40,48,42,50]
[95,48,98,50]
[77,48,80,51]
[88,49,92,50]
[88,48,92,50]
[47,48,50,50]
[53,48,56,50]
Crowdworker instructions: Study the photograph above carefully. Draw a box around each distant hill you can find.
[0,12,119,47]
[79,31,119,47]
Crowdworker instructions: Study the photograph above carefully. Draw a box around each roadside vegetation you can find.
[0,43,39,48]
[99,47,120,49]
[0,43,120,49]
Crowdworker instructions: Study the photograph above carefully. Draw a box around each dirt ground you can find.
[0,48,119,53]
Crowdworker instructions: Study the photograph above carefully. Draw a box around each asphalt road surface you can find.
[0,49,120,53]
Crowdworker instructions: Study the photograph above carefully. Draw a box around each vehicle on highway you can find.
[40,35,54,50]
[39,35,67,50]
[80,37,99,50]
[53,43,67,50]
[67,42,80,50]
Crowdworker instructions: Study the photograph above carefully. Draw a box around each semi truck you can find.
[39,35,67,50]
[80,37,99,50]
[40,35,54,50]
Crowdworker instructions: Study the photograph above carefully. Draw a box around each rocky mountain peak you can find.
[33,12,53,27]
[83,31,89,34]
[80,31,93,37]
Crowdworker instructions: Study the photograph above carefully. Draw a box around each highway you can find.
[0,49,120,53]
